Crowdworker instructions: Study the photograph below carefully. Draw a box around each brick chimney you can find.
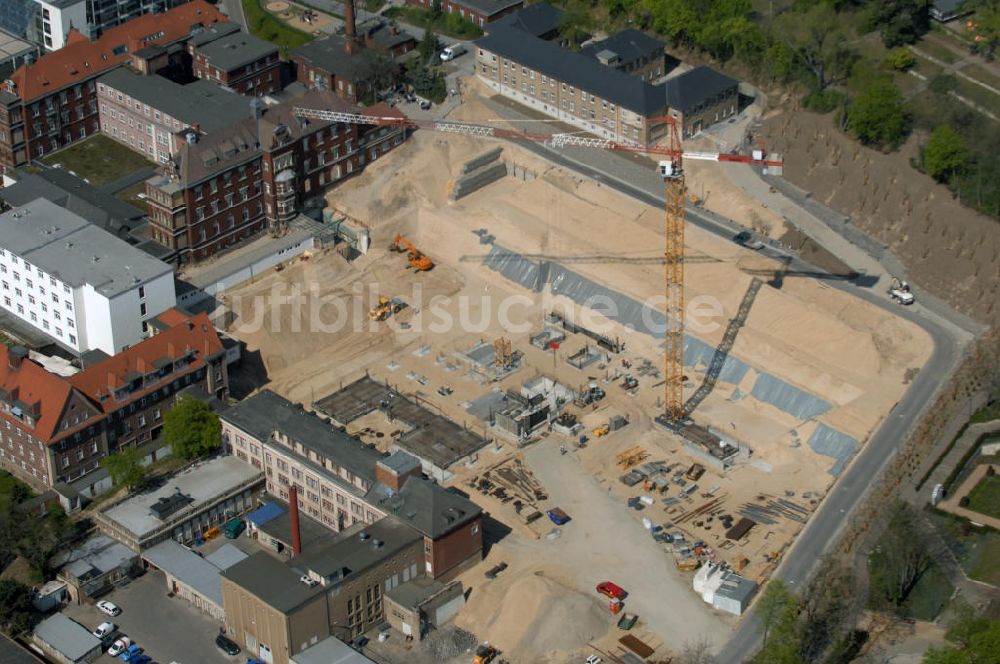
[344,0,358,54]
[289,484,303,556]
[7,346,28,370]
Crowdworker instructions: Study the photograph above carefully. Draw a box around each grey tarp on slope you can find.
[807,423,859,477]
[750,374,832,420]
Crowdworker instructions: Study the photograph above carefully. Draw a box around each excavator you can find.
[390,234,434,271]
[473,643,500,664]
[368,296,404,322]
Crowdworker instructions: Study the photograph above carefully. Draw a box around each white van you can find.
[92,621,116,638]
[440,44,467,61]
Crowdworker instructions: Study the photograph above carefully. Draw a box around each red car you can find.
[596,581,627,600]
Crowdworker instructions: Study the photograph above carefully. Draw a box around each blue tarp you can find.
[245,503,284,527]
[807,424,859,477]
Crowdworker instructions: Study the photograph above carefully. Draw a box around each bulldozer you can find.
[473,643,499,664]
[368,296,403,322]
[390,234,434,271]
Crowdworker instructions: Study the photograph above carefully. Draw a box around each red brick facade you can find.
[424,514,483,579]
[405,0,522,26]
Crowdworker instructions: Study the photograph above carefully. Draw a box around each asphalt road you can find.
[499,138,965,663]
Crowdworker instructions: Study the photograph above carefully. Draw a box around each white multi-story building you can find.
[30,0,87,51]
[0,198,175,355]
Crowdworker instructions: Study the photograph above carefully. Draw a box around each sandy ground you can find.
[759,109,1000,325]
[215,90,936,660]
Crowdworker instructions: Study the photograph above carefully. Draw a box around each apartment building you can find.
[220,390,483,580]
[0,309,228,493]
[191,31,280,96]
[144,88,408,263]
[405,0,522,27]
[0,199,175,355]
[580,28,671,82]
[474,25,669,145]
[0,1,228,170]
[97,67,253,164]
[663,65,739,135]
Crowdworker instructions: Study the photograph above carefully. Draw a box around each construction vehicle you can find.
[888,277,915,305]
[473,644,499,664]
[292,107,782,425]
[593,424,610,437]
[368,296,403,322]
[676,558,701,572]
[390,233,434,271]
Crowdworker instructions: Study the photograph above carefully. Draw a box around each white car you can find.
[586,656,603,664]
[97,600,121,617]
[92,621,115,638]
[108,636,131,656]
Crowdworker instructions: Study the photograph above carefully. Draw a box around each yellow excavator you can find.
[368,296,403,322]
[390,234,434,271]
[473,644,499,664]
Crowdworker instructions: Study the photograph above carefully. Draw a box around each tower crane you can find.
[293,107,783,424]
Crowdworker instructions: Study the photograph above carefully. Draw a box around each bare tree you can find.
[678,637,717,664]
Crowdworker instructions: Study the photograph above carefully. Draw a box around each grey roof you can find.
[254,495,330,550]
[32,613,101,661]
[98,68,255,134]
[663,65,738,112]
[490,2,563,38]
[371,477,481,539]
[385,575,446,609]
[581,28,664,67]
[290,35,379,80]
[55,534,136,581]
[933,0,967,14]
[221,551,324,613]
[0,199,173,296]
[292,517,421,584]
[474,26,667,115]
[171,118,261,186]
[100,456,264,540]
[195,31,277,72]
[142,540,228,607]
[221,389,383,483]
[0,632,41,664]
[378,450,420,474]
[291,636,377,664]
[449,0,523,17]
[203,542,248,570]
[187,21,243,48]
[714,571,757,604]
[0,28,36,59]
[0,170,144,239]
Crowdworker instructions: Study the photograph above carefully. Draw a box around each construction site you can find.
[215,88,935,662]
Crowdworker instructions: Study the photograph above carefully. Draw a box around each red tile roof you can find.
[5,1,226,102]
[68,310,223,410]
[0,345,75,442]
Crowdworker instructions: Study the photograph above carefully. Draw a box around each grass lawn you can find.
[41,135,153,187]
[965,473,1000,519]
[968,533,1000,586]
[115,181,148,210]
[916,37,961,64]
[971,386,1000,424]
[926,509,1000,586]
[363,0,385,11]
[961,64,1000,91]
[901,563,953,621]
[949,75,1000,115]
[242,0,314,54]
[384,6,483,39]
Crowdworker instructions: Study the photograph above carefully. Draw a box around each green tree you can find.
[100,448,146,491]
[430,0,442,18]
[924,618,1000,663]
[971,3,1000,60]
[0,580,34,635]
[642,0,697,44]
[848,75,910,148]
[868,501,932,607]
[778,3,855,92]
[359,54,399,103]
[418,29,441,64]
[885,47,916,70]
[862,0,930,47]
[163,396,220,460]
[923,126,969,182]
[755,581,799,650]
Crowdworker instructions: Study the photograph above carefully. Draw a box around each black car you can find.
[215,633,241,656]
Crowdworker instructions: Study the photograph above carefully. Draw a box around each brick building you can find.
[143,88,407,264]
[405,0,522,27]
[191,30,280,96]
[0,1,227,171]
[220,389,483,580]
[0,309,227,494]
[663,65,739,136]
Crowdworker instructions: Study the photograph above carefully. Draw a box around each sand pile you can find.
[458,571,609,660]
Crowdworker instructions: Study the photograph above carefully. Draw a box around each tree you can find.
[755,581,799,650]
[359,54,399,103]
[847,75,910,148]
[778,4,855,92]
[430,0,442,18]
[970,2,1000,60]
[868,501,932,608]
[795,559,860,663]
[642,0,697,44]
[678,637,717,664]
[923,126,969,182]
[418,29,442,64]
[863,0,930,47]
[0,580,34,635]
[885,47,916,70]
[924,618,1000,663]
[101,448,146,491]
[163,396,220,460]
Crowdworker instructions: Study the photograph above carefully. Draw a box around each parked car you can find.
[223,518,245,539]
[93,621,116,638]
[97,600,122,617]
[108,637,131,656]
[586,656,603,664]
[596,581,627,600]
[733,230,765,250]
[216,633,241,656]
[440,44,467,61]
[126,655,151,664]
[119,644,142,661]
[546,507,571,525]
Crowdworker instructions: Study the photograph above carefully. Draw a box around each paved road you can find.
[455,98,975,663]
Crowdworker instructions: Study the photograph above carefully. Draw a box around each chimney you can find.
[289,484,302,556]
[7,346,28,371]
[344,0,358,54]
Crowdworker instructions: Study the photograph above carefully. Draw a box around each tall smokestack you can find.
[344,0,358,54]
[289,484,302,556]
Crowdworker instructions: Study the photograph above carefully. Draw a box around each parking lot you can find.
[63,572,235,664]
